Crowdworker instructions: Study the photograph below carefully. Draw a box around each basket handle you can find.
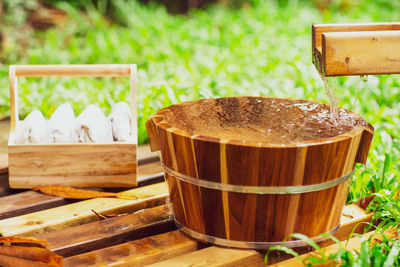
[9,64,137,142]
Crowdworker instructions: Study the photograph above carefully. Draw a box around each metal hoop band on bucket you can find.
[175,219,340,249]
[162,163,352,248]
[161,162,354,194]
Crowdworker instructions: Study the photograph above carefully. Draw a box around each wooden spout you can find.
[146,116,161,152]
[355,123,374,164]
[312,23,400,76]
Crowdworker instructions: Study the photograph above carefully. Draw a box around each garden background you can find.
[0,0,399,237]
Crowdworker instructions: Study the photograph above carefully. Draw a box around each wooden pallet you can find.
[0,145,373,266]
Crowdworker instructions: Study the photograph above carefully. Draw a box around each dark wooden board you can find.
[36,204,174,257]
[63,230,201,267]
[0,191,71,220]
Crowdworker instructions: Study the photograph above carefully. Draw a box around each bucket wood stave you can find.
[146,96,374,248]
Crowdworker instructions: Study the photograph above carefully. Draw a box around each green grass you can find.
[0,0,399,203]
[266,227,400,266]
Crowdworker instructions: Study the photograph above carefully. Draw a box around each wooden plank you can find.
[148,246,265,267]
[63,230,200,267]
[35,204,174,257]
[0,191,70,220]
[137,160,163,186]
[137,144,159,165]
[312,22,400,51]
[322,30,400,76]
[0,182,168,237]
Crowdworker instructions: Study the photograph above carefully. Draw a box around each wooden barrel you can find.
[146,97,374,249]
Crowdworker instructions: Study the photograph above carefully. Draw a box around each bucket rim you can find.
[150,96,371,149]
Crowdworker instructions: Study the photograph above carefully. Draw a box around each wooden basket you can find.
[8,64,138,188]
[146,96,374,249]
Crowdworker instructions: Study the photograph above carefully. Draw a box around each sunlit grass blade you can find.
[383,243,400,267]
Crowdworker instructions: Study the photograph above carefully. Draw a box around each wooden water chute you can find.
[8,64,138,188]
[146,96,374,249]
[312,22,400,76]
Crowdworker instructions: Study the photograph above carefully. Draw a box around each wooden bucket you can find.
[146,97,374,249]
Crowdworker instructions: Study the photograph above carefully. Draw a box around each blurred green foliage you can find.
[0,0,399,203]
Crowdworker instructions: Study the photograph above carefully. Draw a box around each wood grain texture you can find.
[134,205,371,267]
[312,23,400,76]
[147,246,265,267]
[0,145,162,220]
[8,64,138,188]
[0,254,53,267]
[14,64,131,77]
[151,205,372,267]
[147,96,374,247]
[0,182,168,237]
[137,161,163,182]
[36,204,174,257]
[0,191,69,220]
[63,230,199,267]
[137,144,159,165]
[322,31,400,76]
[0,119,9,154]
[312,22,400,51]
[8,143,137,188]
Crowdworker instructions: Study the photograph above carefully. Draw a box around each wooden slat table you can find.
[0,143,373,266]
